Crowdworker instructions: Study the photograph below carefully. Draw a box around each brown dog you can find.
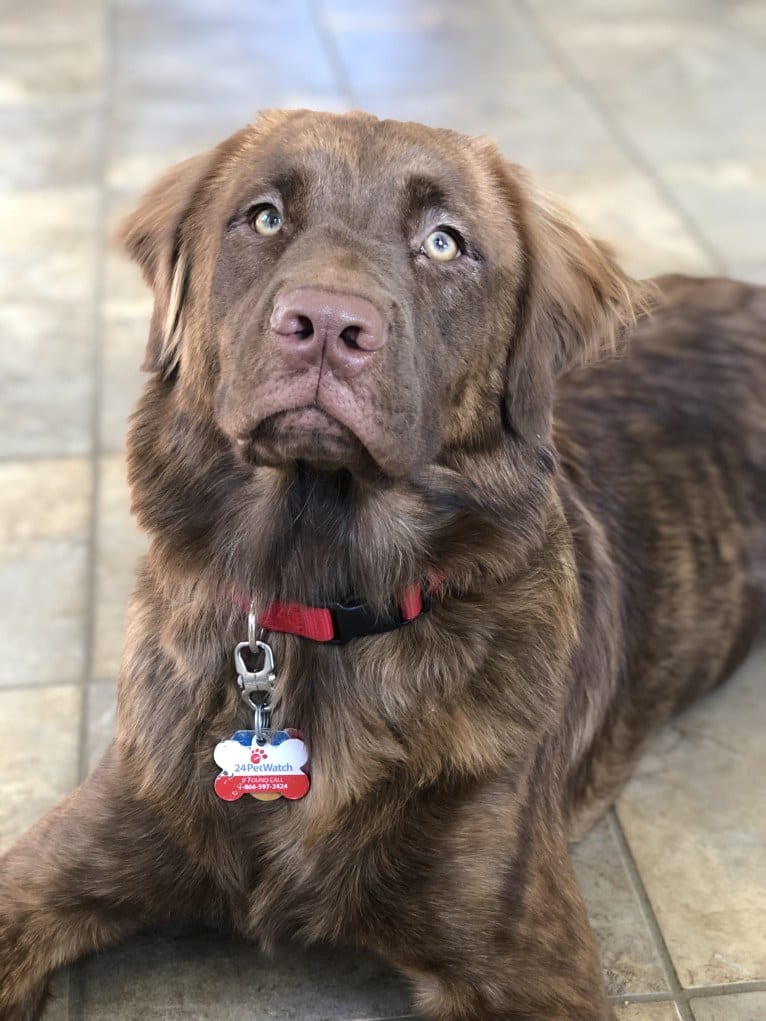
[1,109,764,1021]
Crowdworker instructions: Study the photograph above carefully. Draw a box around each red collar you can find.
[235,573,444,645]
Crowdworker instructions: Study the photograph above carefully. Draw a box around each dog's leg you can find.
[0,751,214,1021]
[385,794,614,1021]
[404,858,611,1020]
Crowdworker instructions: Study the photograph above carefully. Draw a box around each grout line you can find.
[607,812,695,1021]
[0,450,94,464]
[352,1015,419,1021]
[610,981,766,1001]
[309,0,359,107]
[75,21,111,783]
[69,0,116,1016]
[609,812,766,1009]
[0,679,86,694]
[512,0,728,277]
[0,680,115,696]
[681,980,766,998]
[608,992,675,1004]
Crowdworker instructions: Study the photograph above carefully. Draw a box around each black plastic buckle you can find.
[327,584,431,645]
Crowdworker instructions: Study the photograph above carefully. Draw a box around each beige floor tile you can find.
[0,303,94,457]
[0,188,98,304]
[527,4,766,272]
[690,991,766,1021]
[78,930,413,1021]
[729,264,766,288]
[540,169,716,279]
[532,0,696,10]
[0,106,100,190]
[106,103,247,192]
[85,680,117,769]
[0,684,81,852]
[615,1005,680,1021]
[573,815,667,995]
[659,161,766,269]
[105,1,344,192]
[327,0,549,93]
[101,195,151,449]
[0,458,91,543]
[114,0,328,48]
[0,458,91,687]
[0,0,102,47]
[617,646,766,988]
[103,256,151,318]
[99,311,149,452]
[104,191,154,309]
[111,23,338,109]
[529,7,766,167]
[733,0,766,36]
[0,0,102,108]
[0,41,102,104]
[91,455,148,680]
[324,0,490,31]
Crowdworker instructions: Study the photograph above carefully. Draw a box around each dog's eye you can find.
[422,229,461,262]
[250,204,283,237]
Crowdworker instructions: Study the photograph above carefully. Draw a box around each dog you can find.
[1,109,764,1021]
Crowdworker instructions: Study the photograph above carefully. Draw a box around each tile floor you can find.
[0,1,764,1018]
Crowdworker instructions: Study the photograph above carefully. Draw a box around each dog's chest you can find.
[236,811,406,946]
[219,764,446,949]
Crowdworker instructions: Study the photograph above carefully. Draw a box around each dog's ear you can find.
[499,163,653,442]
[117,150,219,376]
[117,125,257,377]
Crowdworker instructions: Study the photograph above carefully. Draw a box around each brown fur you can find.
[1,111,764,1021]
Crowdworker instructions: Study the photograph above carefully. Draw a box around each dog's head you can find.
[120,111,649,607]
[121,110,645,482]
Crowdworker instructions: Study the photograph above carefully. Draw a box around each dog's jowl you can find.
[1,110,764,1021]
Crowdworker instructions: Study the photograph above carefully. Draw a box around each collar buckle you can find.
[326,582,431,644]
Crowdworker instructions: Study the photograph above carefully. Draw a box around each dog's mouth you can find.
[240,406,382,477]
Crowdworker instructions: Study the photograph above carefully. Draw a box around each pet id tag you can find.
[214,728,310,802]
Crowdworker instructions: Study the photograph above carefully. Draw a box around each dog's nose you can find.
[270,288,386,378]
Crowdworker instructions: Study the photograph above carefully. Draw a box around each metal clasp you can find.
[235,639,275,735]
[234,601,276,736]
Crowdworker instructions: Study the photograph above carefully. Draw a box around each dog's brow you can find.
[268,168,308,205]
[225,168,309,229]
[402,175,452,220]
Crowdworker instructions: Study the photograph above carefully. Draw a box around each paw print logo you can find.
[250,748,269,764]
